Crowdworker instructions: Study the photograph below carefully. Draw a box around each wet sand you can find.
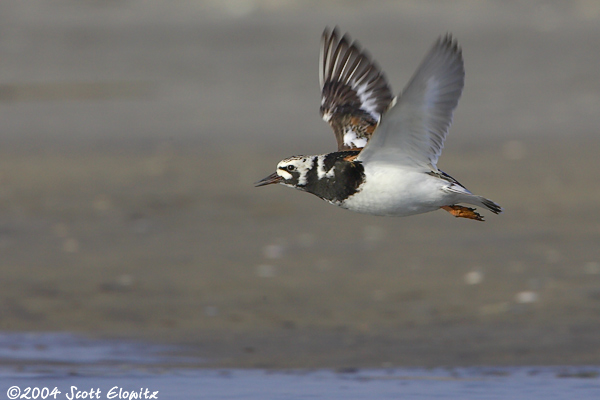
[1,139,599,368]
[0,1,600,369]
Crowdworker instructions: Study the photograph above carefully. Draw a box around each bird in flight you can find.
[256,28,502,221]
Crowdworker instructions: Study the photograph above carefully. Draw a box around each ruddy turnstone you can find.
[256,28,502,221]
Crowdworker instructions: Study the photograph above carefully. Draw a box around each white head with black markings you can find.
[255,155,315,189]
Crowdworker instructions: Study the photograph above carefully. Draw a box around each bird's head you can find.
[255,156,314,189]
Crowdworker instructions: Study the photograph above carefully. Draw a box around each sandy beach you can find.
[0,1,599,369]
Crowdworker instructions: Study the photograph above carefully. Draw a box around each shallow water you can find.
[0,332,192,366]
[1,333,599,400]
[3,366,600,400]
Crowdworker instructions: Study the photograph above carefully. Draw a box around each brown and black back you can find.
[319,28,393,151]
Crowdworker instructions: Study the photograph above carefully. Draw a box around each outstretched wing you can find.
[320,28,393,151]
[357,35,464,170]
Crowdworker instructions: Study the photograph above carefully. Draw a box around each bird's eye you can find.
[286,165,296,172]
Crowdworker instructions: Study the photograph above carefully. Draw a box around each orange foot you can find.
[441,205,484,221]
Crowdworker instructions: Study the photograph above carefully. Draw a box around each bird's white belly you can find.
[340,163,449,216]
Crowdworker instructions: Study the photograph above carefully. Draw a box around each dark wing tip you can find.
[321,27,382,90]
[436,33,464,65]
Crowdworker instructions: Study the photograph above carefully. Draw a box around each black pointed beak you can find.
[255,172,283,187]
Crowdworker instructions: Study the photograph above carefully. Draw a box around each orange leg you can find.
[441,205,485,221]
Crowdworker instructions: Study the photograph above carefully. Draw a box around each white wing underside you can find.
[357,35,465,170]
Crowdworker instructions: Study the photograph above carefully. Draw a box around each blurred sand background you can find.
[0,0,599,368]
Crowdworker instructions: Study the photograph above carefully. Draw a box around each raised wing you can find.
[320,28,393,151]
[357,35,464,170]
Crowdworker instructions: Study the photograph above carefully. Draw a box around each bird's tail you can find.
[443,183,503,216]
[474,195,503,214]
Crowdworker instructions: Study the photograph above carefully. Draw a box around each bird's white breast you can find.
[341,162,449,216]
